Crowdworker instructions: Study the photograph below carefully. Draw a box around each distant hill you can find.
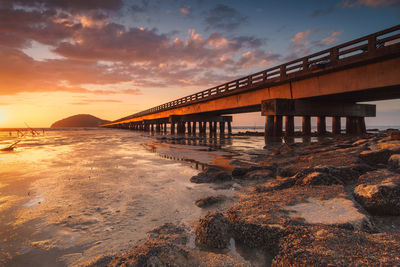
[51,114,110,128]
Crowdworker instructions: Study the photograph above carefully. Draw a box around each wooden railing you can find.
[114,25,400,123]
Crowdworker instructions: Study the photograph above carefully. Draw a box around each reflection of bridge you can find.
[103,25,400,138]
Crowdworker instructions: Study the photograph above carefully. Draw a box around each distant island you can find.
[51,114,110,128]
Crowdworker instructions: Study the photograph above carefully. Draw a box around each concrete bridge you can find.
[103,25,400,138]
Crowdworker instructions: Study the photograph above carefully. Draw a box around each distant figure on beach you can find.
[9,131,12,136]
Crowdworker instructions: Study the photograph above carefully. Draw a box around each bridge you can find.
[103,25,400,138]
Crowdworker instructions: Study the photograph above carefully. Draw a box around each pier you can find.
[103,25,400,140]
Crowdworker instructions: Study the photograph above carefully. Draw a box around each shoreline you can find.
[86,130,400,266]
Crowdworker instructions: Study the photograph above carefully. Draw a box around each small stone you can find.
[388,154,400,172]
[195,195,227,208]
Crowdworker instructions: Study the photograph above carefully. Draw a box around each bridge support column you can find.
[151,124,154,132]
[171,122,175,135]
[156,123,161,132]
[346,117,357,134]
[285,115,294,136]
[164,123,167,132]
[187,121,191,134]
[227,121,232,134]
[332,116,341,135]
[192,122,196,135]
[317,116,326,135]
[274,115,283,137]
[302,116,311,135]
[265,115,274,137]
[357,117,366,134]
[219,121,225,135]
[213,121,218,134]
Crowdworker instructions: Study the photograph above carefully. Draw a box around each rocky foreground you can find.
[86,131,400,266]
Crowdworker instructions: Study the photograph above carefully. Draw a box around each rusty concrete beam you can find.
[261,99,376,117]
[169,115,232,122]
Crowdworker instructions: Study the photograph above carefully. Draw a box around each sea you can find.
[0,126,398,266]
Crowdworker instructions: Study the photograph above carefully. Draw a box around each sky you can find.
[0,0,399,128]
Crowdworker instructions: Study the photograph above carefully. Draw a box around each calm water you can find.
[0,129,241,266]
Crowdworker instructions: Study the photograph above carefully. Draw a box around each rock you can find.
[353,176,400,216]
[195,195,227,208]
[359,149,392,166]
[190,172,212,183]
[388,154,400,172]
[190,169,232,184]
[296,171,343,186]
[195,211,231,249]
[87,240,194,267]
[272,226,400,266]
[254,177,296,192]
[243,169,274,180]
[390,131,400,140]
[293,165,360,186]
[146,223,188,245]
[376,141,400,154]
[232,167,249,177]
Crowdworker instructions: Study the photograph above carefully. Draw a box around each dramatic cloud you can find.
[203,4,247,31]
[0,0,281,97]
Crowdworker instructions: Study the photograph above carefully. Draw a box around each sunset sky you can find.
[0,0,399,128]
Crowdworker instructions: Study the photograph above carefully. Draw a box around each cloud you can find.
[343,0,400,7]
[203,4,248,31]
[71,99,123,105]
[6,0,123,12]
[310,7,335,17]
[179,7,190,15]
[0,1,280,96]
[288,30,342,59]
[319,31,342,45]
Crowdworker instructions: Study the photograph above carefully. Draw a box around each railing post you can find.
[330,47,339,65]
[368,36,376,54]
[280,65,286,80]
[302,58,308,72]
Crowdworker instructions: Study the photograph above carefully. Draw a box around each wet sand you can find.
[0,129,238,266]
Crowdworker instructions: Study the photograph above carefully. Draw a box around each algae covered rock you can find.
[195,211,231,249]
[354,176,400,216]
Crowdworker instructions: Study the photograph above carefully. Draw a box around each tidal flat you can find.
[1,128,400,266]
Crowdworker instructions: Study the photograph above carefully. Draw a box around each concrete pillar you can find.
[227,121,232,134]
[317,116,326,135]
[171,122,175,134]
[302,116,311,135]
[265,115,274,137]
[332,117,341,135]
[151,124,154,132]
[213,121,217,134]
[274,115,283,137]
[192,121,196,135]
[284,115,294,136]
[356,117,366,134]
[346,117,357,134]
[156,123,160,132]
[187,121,191,134]
[219,121,225,134]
